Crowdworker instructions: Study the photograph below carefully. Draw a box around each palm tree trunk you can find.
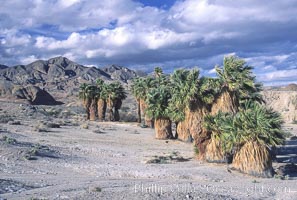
[137,99,141,123]
[211,89,238,115]
[154,118,173,139]
[145,117,154,128]
[114,99,122,121]
[107,97,114,121]
[176,119,191,142]
[205,136,227,163]
[174,122,179,139]
[188,102,211,159]
[84,99,91,120]
[232,141,274,178]
[205,89,239,162]
[97,99,107,121]
[140,99,146,124]
[139,99,153,127]
[89,98,97,121]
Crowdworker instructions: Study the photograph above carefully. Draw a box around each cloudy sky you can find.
[1,0,297,85]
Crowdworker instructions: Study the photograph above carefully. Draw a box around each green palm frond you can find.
[107,82,127,101]
[146,85,171,119]
[215,55,264,107]
[206,100,286,154]
[78,83,89,100]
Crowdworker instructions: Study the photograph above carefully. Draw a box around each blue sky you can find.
[1,0,297,85]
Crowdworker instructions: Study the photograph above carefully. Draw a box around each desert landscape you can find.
[0,57,297,200]
[1,1,297,200]
[0,102,296,200]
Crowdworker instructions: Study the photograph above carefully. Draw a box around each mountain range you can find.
[0,56,143,103]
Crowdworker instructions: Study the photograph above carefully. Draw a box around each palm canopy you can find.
[95,79,108,100]
[146,85,171,119]
[236,101,285,146]
[79,83,99,100]
[78,83,89,100]
[85,85,99,100]
[215,55,263,104]
[168,69,193,122]
[168,69,216,112]
[96,78,105,88]
[131,76,157,100]
[131,77,146,100]
[107,82,127,101]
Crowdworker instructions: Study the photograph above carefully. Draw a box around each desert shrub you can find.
[1,136,17,144]
[8,120,21,125]
[60,110,75,118]
[46,122,61,128]
[0,114,14,123]
[24,144,45,160]
[44,108,61,117]
[34,123,50,132]
[91,187,102,192]
[274,174,290,180]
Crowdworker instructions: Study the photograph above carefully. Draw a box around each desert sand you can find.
[0,101,297,200]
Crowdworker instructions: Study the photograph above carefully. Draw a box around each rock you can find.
[13,85,60,105]
[102,65,138,83]
[262,90,297,123]
[0,79,14,95]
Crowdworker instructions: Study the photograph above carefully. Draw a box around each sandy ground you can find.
[0,102,297,200]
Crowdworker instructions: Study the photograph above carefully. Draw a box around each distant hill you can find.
[0,56,144,102]
[283,83,297,91]
[0,64,8,70]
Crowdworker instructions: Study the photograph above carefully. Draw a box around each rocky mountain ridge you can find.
[0,56,142,102]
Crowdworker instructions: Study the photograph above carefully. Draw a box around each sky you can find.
[1,0,297,85]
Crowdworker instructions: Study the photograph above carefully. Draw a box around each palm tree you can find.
[141,76,156,127]
[168,69,215,158]
[131,76,156,126]
[208,101,285,177]
[205,56,264,162]
[231,101,285,177]
[106,82,127,121]
[131,77,145,123]
[113,82,127,121]
[168,69,191,140]
[86,85,98,121]
[96,79,108,121]
[204,112,233,163]
[211,55,263,115]
[146,85,173,139]
[79,83,91,120]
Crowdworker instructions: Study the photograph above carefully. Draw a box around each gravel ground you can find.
[0,102,296,200]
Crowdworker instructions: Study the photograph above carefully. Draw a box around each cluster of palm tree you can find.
[79,79,127,121]
[204,101,285,177]
[131,55,285,177]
